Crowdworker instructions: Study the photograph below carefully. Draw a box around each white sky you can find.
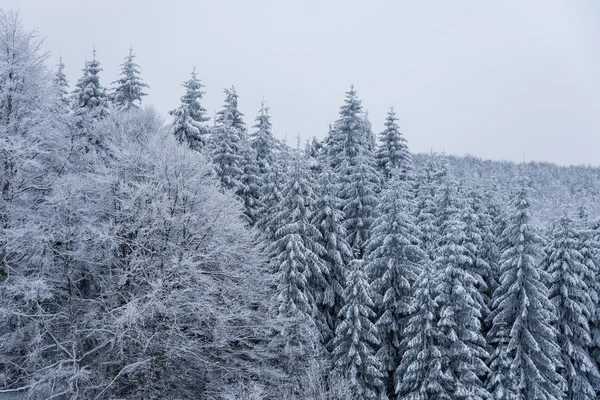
[5,0,600,165]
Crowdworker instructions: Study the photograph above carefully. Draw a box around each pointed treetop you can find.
[111,46,149,110]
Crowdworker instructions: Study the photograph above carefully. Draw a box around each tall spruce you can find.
[328,86,381,257]
[486,178,565,400]
[376,107,412,181]
[73,49,109,120]
[340,151,380,258]
[111,46,149,110]
[53,56,70,112]
[396,261,454,399]
[238,141,262,225]
[331,259,385,399]
[270,155,330,341]
[170,68,210,151]
[311,168,353,341]
[365,178,425,397]
[250,100,277,176]
[211,88,246,192]
[433,176,491,399]
[545,216,600,398]
[580,214,600,376]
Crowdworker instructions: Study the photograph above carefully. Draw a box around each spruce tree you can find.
[545,216,600,398]
[340,152,380,258]
[73,49,109,120]
[237,141,262,225]
[332,259,384,399]
[325,85,365,170]
[311,169,352,341]
[487,178,565,400]
[433,177,491,400]
[376,107,412,181]
[579,215,600,376]
[216,86,246,134]
[413,157,443,260]
[396,262,454,399]
[250,100,277,176]
[53,56,70,112]
[256,160,286,242]
[211,108,244,192]
[460,189,493,323]
[362,110,377,154]
[112,46,149,110]
[270,156,330,340]
[169,68,210,151]
[365,178,425,397]
[328,86,381,257]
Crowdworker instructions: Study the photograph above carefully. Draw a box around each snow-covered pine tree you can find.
[460,188,493,326]
[487,177,565,400]
[413,157,443,261]
[579,213,600,377]
[396,261,454,399]
[340,151,380,259]
[111,46,149,110]
[311,168,353,343]
[362,110,377,154]
[250,100,277,176]
[433,176,491,399]
[545,215,600,398]
[376,107,412,182]
[365,177,425,397]
[328,86,381,258]
[216,86,246,135]
[210,87,248,192]
[325,85,364,170]
[332,259,384,399]
[169,68,210,151]
[73,49,109,120]
[256,159,286,242]
[53,56,70,112]
[270,154,330,341]
[238,141,263,225]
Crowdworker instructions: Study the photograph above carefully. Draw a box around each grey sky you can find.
[5,0,600,165]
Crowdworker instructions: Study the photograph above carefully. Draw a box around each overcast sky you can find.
[5,0,600,165]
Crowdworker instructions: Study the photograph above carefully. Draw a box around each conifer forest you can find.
[3,8,600,400]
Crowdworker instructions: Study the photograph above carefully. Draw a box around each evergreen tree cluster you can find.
[3,10,600,400]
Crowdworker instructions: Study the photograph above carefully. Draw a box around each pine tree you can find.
[211,109,244,192]
[112,46,149,110]
[53,56,70,112]
[331,259,384,399]
[433,177,491,400]
[170,68,210,151]
[325,85,365,170]
[340,152,380,258]
[256,160,286,242]
[362,110,377,154]
[365,178,425,397]
[487,178,565,400]
[270,156,330,340]
[238,141,262,225]
[216,86,246,135]
[311,168,352,342]
[250,100,277,176]
[413,157,443,260]
[460,189,493,324]
[579,214,600,377]
[396,262,454,400]
[73,49,109,120]
[376,107,412,181]
[326,87,381,257]
[545,216,600,399]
